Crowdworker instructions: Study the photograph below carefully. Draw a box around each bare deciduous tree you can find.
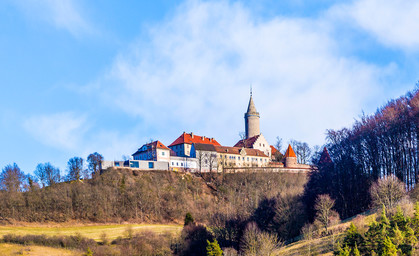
[275,136,282,153]
[239,131,248,148]
[67,157,83,181]
[314,194,336,232]
[370,175,406,208]
[240,222,281,256]
[34,162,61,187]
[208,153,217,173]
[87,152,104,177]
[196,150,206,173]
[0,163,25,192]
[290,140,312,164]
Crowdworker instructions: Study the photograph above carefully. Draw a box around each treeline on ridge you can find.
[0,168,307,239]
[305,87,419,220]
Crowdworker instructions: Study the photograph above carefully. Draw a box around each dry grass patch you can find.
[0,224,182,241]
[0,242,79,256]
[277,233,345,256]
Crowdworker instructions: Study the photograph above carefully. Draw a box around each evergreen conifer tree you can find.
[400,225,416,256]
[381,205,390,227]
[343,222,364,248]
[184,212,194,226]
[352,243,360,256]
[412,202,419,237]
[206,239,223,256]
[365,220,384,253]
[404,225,416,245]
[335,244,350,256]
[391,206,409,232]
[382,236,397,256]
[390,223,404,247]
[334,241,342,256]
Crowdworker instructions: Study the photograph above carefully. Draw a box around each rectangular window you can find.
[162,151,165,156]
[115,162,120,167]
[181,163,184,167]
[149,162,154,168]
[130,161,139,168]
[171,162,174,165]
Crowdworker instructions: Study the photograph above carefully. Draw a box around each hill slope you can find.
[0,169,308,225]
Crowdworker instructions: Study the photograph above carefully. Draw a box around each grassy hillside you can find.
[278,223,349,255]
[278,202,419,256]
[0,223,181,241]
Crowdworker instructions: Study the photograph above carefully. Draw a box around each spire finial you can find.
[250,84,252,97]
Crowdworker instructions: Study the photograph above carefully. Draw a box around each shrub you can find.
[179,223,213,256]
[2,233,96,251]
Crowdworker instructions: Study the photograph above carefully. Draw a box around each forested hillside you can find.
[0,169,307,228]
[304,87,419,220]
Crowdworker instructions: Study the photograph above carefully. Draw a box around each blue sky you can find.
[1,0,418,175]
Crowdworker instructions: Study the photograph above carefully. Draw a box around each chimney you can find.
[191,132,194,138]
[202,136,205,141]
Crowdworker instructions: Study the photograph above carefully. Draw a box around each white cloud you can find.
[13,0,93,37]
[24,112,88,150]
[87,0,395,149]
[330,0,419,51]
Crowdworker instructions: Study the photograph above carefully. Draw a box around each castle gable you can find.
[233,134,271,157]
[234,134,260,148]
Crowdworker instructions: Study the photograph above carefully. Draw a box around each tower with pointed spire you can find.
[245,89,260,139]
[284,144,298,168]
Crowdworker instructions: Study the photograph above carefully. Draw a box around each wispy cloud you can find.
[86,0,396,148]
[24,112,89,150]
[13,0,94,37]
[331,0,419,51]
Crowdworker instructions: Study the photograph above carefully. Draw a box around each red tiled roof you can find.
[154,141,170,150]
[233,135,260,148]
[132,140,169,156]
[214,146,268,157]
[169,132,221,147]
[270,145,278,155]
[318,147,332,164]
[284,144,297,158]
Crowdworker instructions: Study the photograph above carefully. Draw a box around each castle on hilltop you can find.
[102,91,311,172]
